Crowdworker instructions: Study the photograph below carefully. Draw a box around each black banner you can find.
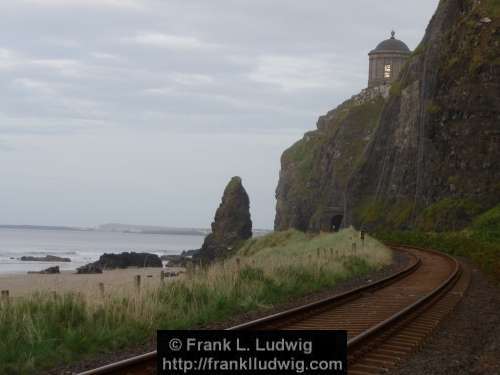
[158,330,347,374]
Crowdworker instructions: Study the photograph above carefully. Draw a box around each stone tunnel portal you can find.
[330,215,343,232]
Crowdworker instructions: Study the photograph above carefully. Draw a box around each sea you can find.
[0,228,205,274]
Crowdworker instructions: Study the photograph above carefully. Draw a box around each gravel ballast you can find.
[390,260,500,375]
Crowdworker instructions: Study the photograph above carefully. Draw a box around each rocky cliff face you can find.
[275,86,389,231]
[276,0,499,232]
[197,176,252,262]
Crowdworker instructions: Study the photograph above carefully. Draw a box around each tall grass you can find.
[0,228,391,374]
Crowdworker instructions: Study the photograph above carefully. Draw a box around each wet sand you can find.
[0,267,183,298]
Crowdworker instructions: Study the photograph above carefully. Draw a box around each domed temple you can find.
[368,31,411,87]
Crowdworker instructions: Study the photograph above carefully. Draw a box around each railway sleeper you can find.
[350,363,390,373]
[357,357,397,367]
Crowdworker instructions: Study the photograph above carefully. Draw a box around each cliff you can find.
[276,0,499,232]
[275,86,389,231]
[197,176,252,262]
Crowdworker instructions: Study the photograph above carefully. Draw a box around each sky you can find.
[0,0,439,229]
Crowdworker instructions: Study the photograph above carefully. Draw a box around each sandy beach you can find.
[0,267,184,298]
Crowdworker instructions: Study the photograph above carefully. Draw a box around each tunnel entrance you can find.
[330,215,343,232]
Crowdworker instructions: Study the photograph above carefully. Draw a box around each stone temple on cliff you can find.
[368,31,411,87]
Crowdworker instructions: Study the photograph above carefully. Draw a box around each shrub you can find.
[376,203,500,285]
[416,198,483,231]
[471,204,500,242]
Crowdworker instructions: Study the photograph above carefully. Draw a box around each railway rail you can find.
[77,245,469,375]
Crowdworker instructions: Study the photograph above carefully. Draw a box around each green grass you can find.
[389,82,402,97]
[416,197,483,231]
[376,204,500,284]
[0,228,391,374]
[355,197,487,233]
[482,0,500,20]
[471,204,500,242]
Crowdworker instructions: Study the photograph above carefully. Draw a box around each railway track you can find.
[77,245,469,375]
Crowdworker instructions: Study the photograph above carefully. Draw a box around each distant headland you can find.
[0,223,271,237]
[0,223,208,236]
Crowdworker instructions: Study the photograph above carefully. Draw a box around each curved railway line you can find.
[77,245,470,375]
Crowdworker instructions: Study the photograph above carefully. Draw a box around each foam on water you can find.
[0,228,204,274]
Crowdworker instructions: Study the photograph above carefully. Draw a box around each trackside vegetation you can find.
[0,227,391,374]
[376,204,500,284]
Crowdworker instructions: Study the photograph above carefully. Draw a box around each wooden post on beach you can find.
[186,261,193,277]
[98,283,105,297]
[1,290,9,301]
[134,275,141,291]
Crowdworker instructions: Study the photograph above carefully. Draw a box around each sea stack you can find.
[197,176,252,262]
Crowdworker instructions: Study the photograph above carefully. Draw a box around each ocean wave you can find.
[0,250,80,256]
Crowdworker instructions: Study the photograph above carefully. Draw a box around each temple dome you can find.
[370,31,411,54]
[367,31,411,87]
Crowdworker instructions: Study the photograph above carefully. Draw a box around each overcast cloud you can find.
[0,0,439,229]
